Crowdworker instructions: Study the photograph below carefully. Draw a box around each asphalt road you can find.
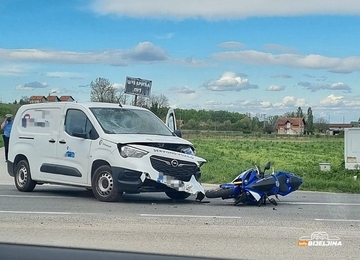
[0,149,359,260]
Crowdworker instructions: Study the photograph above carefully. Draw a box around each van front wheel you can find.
[15,160,36,192]
[91,165,122,202]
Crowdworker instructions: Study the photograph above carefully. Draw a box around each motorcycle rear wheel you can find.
[205,188,233,199]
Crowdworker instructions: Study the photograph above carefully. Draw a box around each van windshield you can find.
[90,107,174,136]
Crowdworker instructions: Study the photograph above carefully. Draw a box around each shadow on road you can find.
[19,185,201,205]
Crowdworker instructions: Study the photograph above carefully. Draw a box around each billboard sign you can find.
[125,77,152,97]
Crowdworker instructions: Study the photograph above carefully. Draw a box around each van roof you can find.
[20,102,148,111]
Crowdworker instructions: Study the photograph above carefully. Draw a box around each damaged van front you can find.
[88,105,206,202]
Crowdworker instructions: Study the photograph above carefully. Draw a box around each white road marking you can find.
[0,194,67,199]
[140,214,242,219]
[0,210,72,215]
[315,218,360,222]
[283,202,360,206]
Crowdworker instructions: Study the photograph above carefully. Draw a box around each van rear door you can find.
[19,106,63,181]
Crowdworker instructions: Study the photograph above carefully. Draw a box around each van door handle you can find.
[59,140,66,144]
[49,139,56,143]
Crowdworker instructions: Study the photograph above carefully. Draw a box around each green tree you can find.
[185,119,198,129]
[297,107,304,117]
[239,116,252,133]
[306,107,314,134]
[19,96,30,105]
[314,117,329,133]
[148,94,169,118]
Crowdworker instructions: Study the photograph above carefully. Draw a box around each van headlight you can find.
[119,145,148,158]
[181,147,195,155]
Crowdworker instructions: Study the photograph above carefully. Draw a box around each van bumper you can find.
[7,161,14,177]
[110,166,205,197]
[111,166,143,193]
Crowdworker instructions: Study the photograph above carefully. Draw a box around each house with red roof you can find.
[29,96,47,104]
[59,96,75,102]
[276,117,306,135]
[46,95,60,102]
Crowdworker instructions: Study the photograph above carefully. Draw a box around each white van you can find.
[7,102,206,202]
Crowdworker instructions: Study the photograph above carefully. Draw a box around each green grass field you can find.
[1,132,359,193]
[186,134,360,193]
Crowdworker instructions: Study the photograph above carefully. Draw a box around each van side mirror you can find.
[174,129,182,138]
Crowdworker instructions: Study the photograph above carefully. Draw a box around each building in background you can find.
[46,95,60,102]
[29,95,75,103]
[29,96,47,104]
[276,117,306,135]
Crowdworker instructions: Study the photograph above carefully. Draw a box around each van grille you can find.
[150,155,198,182]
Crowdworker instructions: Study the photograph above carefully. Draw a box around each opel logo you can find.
[171,160,179,167]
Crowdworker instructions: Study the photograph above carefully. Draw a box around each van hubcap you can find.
[17,166,28,187]
[97,172,113,196]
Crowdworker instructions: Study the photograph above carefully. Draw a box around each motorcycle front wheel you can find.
[205,188,234,199]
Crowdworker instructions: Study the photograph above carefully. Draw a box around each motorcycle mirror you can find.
[264,161,271,171]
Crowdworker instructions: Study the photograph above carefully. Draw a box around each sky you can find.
[1,0,360,123]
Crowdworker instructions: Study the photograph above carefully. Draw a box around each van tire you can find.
[165,191,191,200]
[14,160,36,192]
[91,165,122,202]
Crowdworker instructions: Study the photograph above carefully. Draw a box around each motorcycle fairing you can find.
[274,171,303,196]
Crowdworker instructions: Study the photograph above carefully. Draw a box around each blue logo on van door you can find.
[65,147,75,158]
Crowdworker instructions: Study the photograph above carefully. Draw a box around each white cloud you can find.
[113,83,125,91]
[203,72,258,91]
[319,94,344,107]
[266,85,285,91]
[343,96,360,107]
[260,101,272,108]
[156,33,175,39]
[303,74,316,78]
[0,64,32,76]
[48,89,61,94]
[0,42,168,66]
[181,93,198,100]
[205,100,222,106]
[214,50,360,74]
[270,74,293,79]
[273,96,307,108]
[45,72,84,79]
[16,85,33,91]
[169,86,196,94]
[218,41,244,49]
[16,81,49,91]
[182,56,209,66]
[298,81,351,92]
[122,42,168,62]
[89,0,360,20]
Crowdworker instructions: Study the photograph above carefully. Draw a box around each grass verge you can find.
[188,135,360,193]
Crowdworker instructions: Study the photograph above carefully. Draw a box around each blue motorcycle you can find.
[205,162,303,206]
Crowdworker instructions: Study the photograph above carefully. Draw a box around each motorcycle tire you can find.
[205,188,234,199]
